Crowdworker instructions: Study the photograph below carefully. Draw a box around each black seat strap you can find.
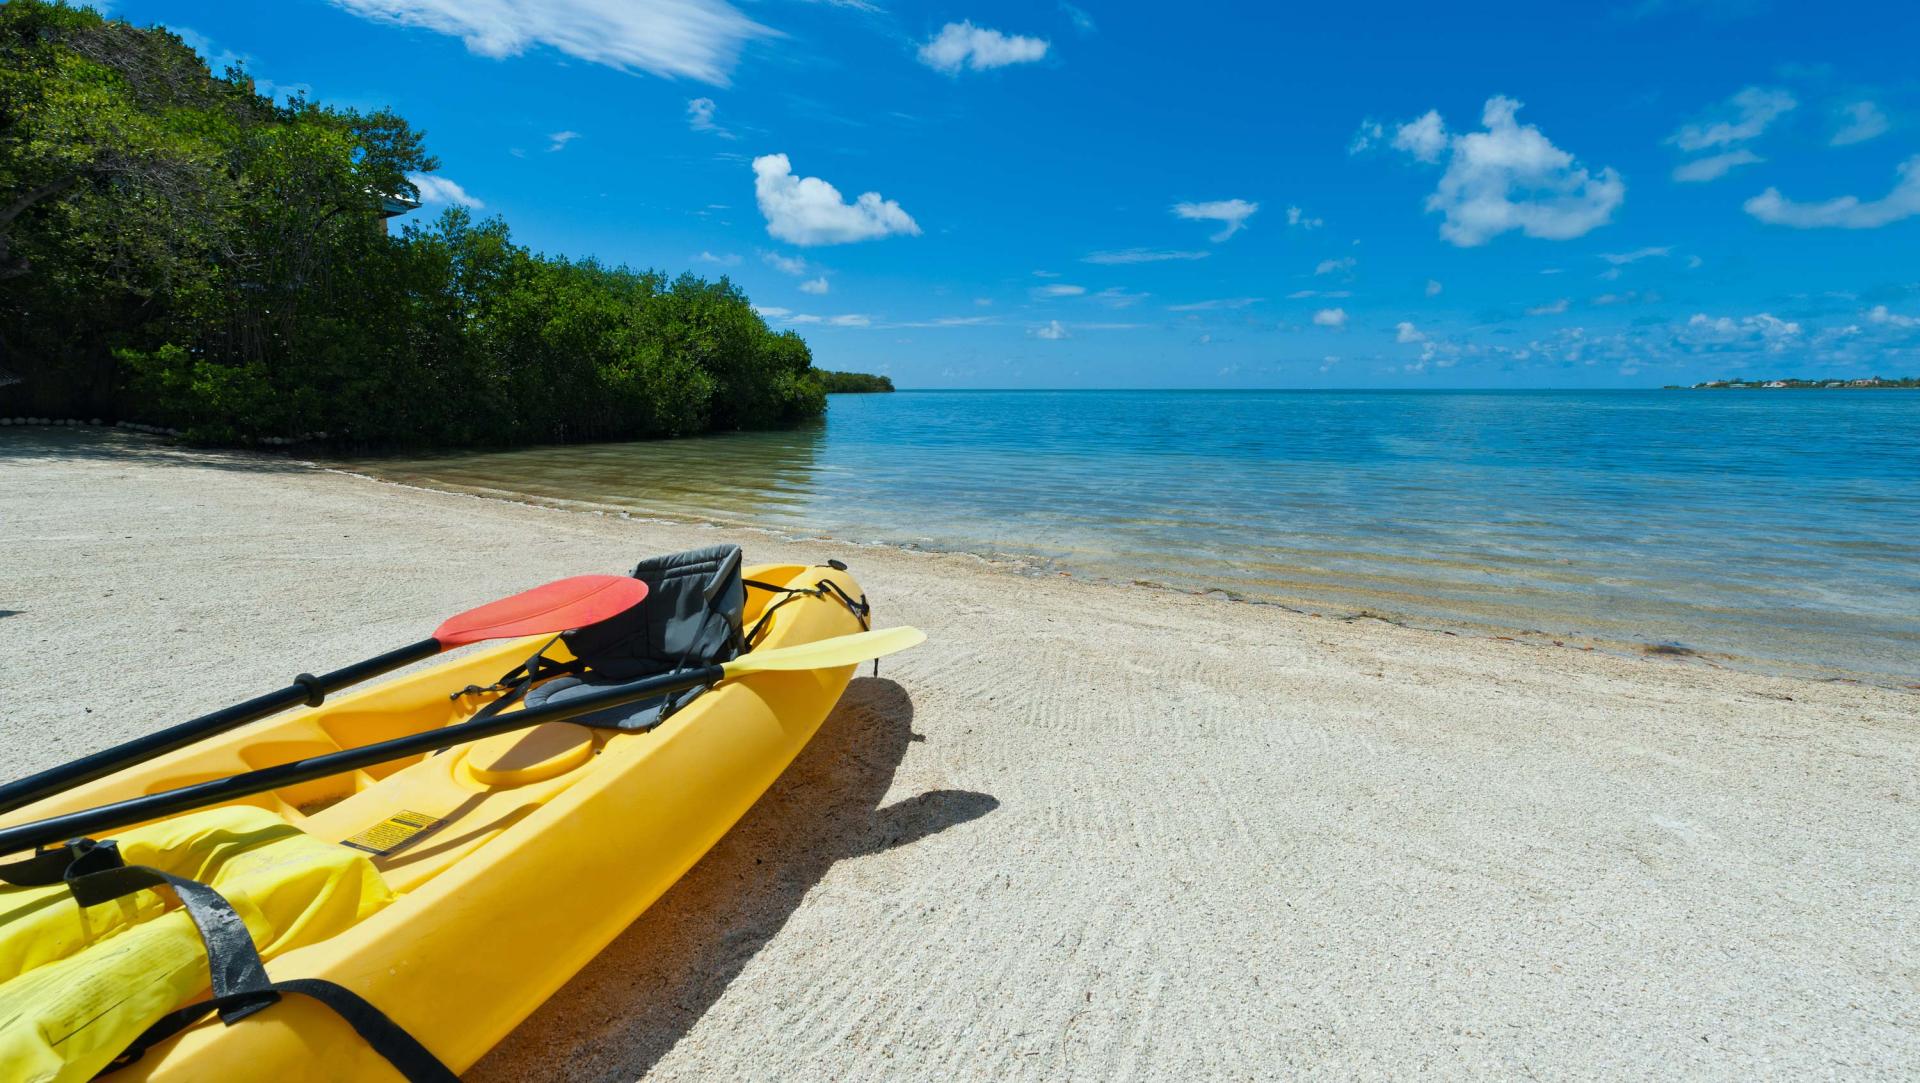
[450,634,581,715]
[0,839,455,1082]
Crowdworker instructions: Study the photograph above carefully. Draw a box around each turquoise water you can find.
[346,390,1920,682]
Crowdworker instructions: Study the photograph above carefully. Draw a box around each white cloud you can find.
[799,277,829,294]
[1744,155,1920,229]
[1383,96,1624,247]
[1313,307,1348,327]
[1168,297,1260,312]
[1287,289,1351,299]
[1688,312,1797,335]
[1599,246,1670,265]
[696,250,740,266]
[327,0,772,84]
[687,97,734,138]
[1083,248,1210,264]
[1868,304,1917,328]
[917,21,1049,73]
[1093,287,1148,308]
[762,250,809,275]
[1672,149,1763,182]
[885,315,997,328]
[1348,119,1387,155]
[1062,3,1096,33]
[1034,284,1086,298]
[547,130,580,152]
[752,153,920,245]
[1667,87,1797,152]
[1392,110,1447,163]
[1315,256,1356,276]
[173,27,243,72]
[1034,320,1069,340]
[1832,101,1890,147]
[1396,321,1426,343]
[1173,199,1259,241]
[254,77,315,102]
[1528,298,1570,315]
[758,307,870,327]
[1286,205,1323,229]
[1425,279,1443,297]
[1685,311,1802,349]
[408,173,483,207]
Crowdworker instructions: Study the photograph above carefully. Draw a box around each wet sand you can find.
[3,428,1916,1079]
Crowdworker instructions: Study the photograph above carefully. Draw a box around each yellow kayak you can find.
[0,558,878,1080]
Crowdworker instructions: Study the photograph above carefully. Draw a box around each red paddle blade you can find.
[432,575,648,648]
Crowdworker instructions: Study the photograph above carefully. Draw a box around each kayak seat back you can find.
[480,545,749,733]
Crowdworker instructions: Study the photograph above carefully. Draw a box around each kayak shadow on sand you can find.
[467,676,997,1081]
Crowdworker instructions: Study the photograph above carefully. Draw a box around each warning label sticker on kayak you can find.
[342,811,448,858]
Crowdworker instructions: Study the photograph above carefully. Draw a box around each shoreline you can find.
[5,429,1918,1078]
[321,461,1914,694]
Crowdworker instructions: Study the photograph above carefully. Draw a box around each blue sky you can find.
[102,0,1920,388]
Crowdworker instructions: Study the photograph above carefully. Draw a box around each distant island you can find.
[819,371,896,393]
[1665,377,1919,390]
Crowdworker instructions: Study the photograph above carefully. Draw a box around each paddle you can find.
[0,575,651,817]
[0,626,924,855]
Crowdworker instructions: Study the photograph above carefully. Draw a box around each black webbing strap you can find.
[111,977,456,1081]
[742,577,870,640]
[449,634,579,721]
[0,839,455,1082]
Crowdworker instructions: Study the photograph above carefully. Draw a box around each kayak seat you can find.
[469,545,747,732]
[510,552,872,732]
[522,673,684,733]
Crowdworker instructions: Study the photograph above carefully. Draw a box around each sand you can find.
[2,428,1916,1080]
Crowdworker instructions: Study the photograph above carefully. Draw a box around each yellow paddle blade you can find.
[721,626,926,678]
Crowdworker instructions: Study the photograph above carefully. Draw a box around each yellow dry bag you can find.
[0,805,392,1083]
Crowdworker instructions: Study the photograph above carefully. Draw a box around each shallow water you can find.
[341,390,1920,682]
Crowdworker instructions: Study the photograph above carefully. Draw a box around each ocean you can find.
[342,390,1920,683]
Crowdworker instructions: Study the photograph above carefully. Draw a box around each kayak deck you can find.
[0,562,872,1079]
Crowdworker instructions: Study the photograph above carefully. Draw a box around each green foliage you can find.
[0,1,823,445]
[818,370,896,393]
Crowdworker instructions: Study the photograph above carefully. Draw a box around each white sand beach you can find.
[3,429,1916,1080]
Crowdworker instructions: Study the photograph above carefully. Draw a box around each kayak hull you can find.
[0,563,869,1079]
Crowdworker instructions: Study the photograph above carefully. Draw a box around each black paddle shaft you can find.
[0,638,441,818]
[0,663,727,856]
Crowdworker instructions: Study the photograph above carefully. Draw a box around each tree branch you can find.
[0,174,82,230]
